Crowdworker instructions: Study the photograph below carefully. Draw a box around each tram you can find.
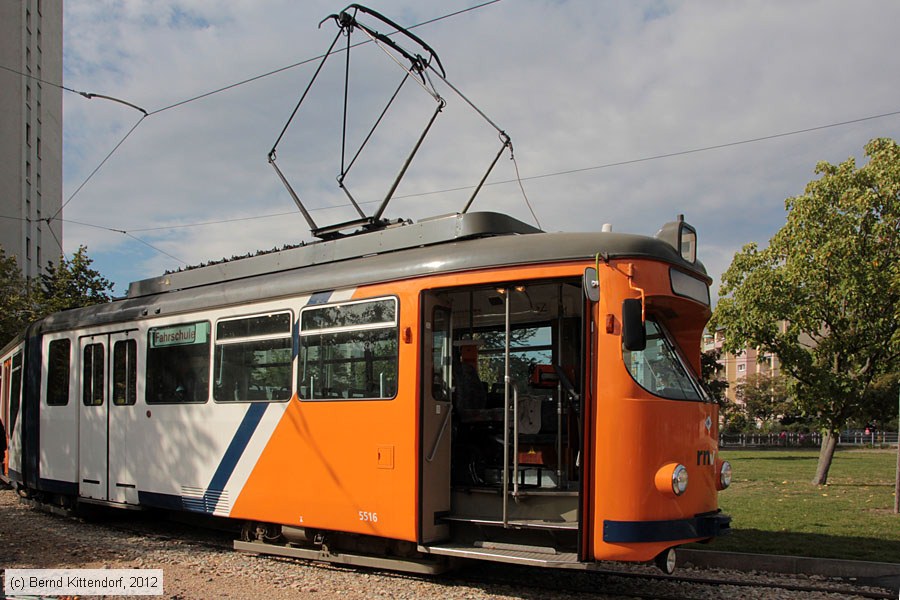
[0,210,730,573]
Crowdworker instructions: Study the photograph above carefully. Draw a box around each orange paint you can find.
[232,259,724,562]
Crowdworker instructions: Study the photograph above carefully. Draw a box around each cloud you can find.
[60,0,900,296]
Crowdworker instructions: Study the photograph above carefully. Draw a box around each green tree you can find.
[701,349,729,403]
[734,371,792,428]
[0,247,34,345]
[34,245,113,315]
[701,349,740,431]
[855,372,899,432]
[711,138,900,485]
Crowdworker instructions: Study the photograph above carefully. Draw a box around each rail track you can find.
[12,494,899,600]
[454,561,898,600]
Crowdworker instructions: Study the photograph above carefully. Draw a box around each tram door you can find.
[79,335,108,500]
[108,332,138,504]
[78,331,135,502]
[420,295,452,543]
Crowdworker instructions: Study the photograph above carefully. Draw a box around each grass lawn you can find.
[693,448,900,563]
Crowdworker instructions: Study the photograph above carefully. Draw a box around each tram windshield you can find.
[623,320,706,401]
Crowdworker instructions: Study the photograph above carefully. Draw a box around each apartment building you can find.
[0,0,63,280]
[703,328,781,404]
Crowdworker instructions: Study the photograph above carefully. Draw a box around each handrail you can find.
[502,375,510,528]
[502,287,511,528]
[425,403,452,463]
[512,380,520,500]
[502,378,521,527]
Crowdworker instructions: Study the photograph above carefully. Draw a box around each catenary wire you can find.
[52,217,185,264]
[1,213,186,264]
[11,107,900,239]
[9,2,897,263]
[113,107,900,232]
[147,1,502,116]
[4,3,507,250]
[49,114,147,222]
[390,108,900,200]
[7,1,503,267]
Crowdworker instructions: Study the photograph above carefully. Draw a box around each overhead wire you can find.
[50,217,185,264]
[49,114,147,222]
[11,1,899,264]
[391,108,900,200]
[147,1,502,116]
[0,63,147,114]
[11,1,504,268]
[107,106,898,231]
[1,212,185,264]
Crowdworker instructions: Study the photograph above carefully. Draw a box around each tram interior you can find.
[433,279,584,529]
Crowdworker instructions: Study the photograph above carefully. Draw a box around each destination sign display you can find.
[149,322,209,348]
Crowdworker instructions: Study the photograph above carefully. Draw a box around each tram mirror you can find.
[583,267,599,302]
[622,298,646,351]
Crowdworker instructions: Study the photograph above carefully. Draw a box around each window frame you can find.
[112,338,138,406]
[46,338,71,406]
[622,319,709,403]
[145,320,212,405]
[298,296,399,402]
[82,343,105,406]
[213,310,294,403]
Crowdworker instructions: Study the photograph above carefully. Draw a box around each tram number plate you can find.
[358,511,379,523]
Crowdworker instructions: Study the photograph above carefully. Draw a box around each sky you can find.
[60,0,900,298]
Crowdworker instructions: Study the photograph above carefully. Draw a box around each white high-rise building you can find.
[0,0,63,281]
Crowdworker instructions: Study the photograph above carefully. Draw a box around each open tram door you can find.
[419,280,587,564]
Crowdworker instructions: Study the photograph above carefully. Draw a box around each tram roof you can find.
[32,211,709,334]
[125,212,541,299]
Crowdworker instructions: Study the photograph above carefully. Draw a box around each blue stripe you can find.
[207,402,268,493]
[295,291,333,358]
[603,514,731,543]
[308,290,333,306]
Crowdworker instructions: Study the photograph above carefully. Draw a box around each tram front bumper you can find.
[602,511,731,543]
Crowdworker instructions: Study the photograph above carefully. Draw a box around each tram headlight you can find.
[655,463,689,497]
[718,460,733,490]
[672,464,689,496]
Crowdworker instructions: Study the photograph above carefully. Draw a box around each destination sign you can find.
[150,322,209,348]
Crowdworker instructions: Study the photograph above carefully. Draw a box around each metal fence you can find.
[719,430,900,448]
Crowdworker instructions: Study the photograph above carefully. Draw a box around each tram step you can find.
[441,515,577,531]
[420,541,581,568]
[234,540,450,575]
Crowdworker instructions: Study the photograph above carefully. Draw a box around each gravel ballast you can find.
[1,489,894,599]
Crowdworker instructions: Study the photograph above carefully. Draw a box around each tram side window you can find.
[299,298,398,400]
[113,339,137,406]
[214,312,292,402]
[82,343,104,406]
[46,339,70,406]
[146,322,211,404]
